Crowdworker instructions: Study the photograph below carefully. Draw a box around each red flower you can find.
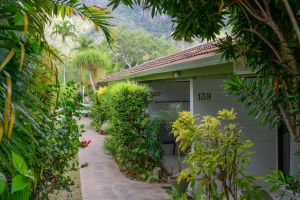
[82,140,91,148]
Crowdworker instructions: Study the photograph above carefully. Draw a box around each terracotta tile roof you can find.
[100,40,219,83]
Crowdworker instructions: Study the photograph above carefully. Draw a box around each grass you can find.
[49,168,82,200]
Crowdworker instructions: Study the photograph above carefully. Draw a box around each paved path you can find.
[78,117,168,200]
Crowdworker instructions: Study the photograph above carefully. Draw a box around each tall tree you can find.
[72,49,112,91]
[51,21,78,84]
[51,20,77,42]
[51,22,86,84]
[101,26,180,68]
[73,36,95,51]
[109,0,300,155]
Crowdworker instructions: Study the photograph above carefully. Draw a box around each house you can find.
[99,41,298,177]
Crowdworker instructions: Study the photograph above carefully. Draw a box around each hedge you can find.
[92,82,163,181]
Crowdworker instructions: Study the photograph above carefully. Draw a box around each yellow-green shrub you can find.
[172,109,265,199]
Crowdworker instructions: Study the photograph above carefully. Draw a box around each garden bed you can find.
[50,168,82,200]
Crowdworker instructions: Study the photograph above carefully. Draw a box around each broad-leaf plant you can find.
[0,0,113,199]
[172,109,264,200]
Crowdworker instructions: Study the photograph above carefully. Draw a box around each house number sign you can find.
[198,92,212,101]
[150,91,161,98]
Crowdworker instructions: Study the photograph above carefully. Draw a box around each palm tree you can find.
[51,21,77,84]
[72,49,112,91]
[51,21,77,42]
[73,36,95,51]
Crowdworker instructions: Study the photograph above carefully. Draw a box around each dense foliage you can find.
[110,27,179,68]
[172,109,264,200]
[72,36,95,52]
[72,49,114,91]
[0,81,84,199]
[35,82,84,198]
[51,20,77,43]
[95,82,163,181]
[265,169,300,199]
[90,87,110,133]
[109,0,300,158]
[0,0,113,199]
[55,24,180,86]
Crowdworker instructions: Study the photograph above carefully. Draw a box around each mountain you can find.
[45,1,199,56]
[83,0,174,37]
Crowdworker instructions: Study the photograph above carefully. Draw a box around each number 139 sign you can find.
[198,92,212,101]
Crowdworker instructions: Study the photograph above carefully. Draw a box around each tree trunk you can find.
[88,70,96,92]
[239,0,300,162]
[123,55,132,68]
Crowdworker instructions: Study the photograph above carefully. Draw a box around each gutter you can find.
[124,54,226,80]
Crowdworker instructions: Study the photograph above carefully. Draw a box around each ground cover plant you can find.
[265,169,300,199]
[172,109,266,200]
[99,82,164,181]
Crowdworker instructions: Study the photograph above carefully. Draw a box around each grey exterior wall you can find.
[190,78,277,176]
[290,142,299,175]
[147,81,190,114]
[145,78,298,177]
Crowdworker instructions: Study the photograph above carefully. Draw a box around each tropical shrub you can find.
[265,170,300,199]
[102,82,163,181]
[0,0,113,199]
[35,81,84,198]
[172,109,264,200]
[152,103,183,128]
[0,81,84,199]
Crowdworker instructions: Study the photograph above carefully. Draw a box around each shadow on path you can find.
[78,117,168,200]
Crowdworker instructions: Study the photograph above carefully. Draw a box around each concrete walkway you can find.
[78,117,168,200]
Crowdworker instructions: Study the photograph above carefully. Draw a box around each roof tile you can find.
[100,40,218,82]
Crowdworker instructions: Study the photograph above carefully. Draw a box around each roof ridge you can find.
[132,40,218,68]
[100,40,220,83]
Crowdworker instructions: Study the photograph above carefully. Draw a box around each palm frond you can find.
[152,103,183,127]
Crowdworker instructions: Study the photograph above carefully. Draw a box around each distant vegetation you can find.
[45,0,198,89]
[99,27,180,69]
[48,20,181,89]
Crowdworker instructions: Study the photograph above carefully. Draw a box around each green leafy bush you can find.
[0,1,113,199]
[102,82,163,181]
[265,170,300,199]
[0,81,84,199]
[37,82,84,197]
[172,109,265,200]
[90,86,110,133]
